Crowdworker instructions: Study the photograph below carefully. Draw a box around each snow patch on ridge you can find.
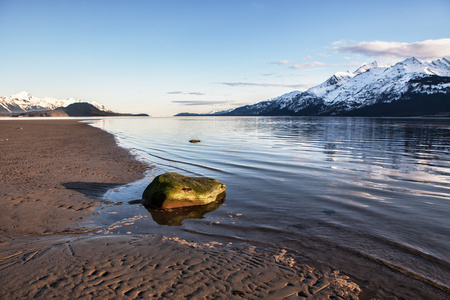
[297,57,450,110]
[269,90,303,102]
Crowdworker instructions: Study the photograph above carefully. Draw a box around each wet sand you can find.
[0,119,147,235]
[0,234,361,299]
[0,119,362,299]
[0,119,449,300]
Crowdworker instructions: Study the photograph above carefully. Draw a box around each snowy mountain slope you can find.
[221,57,450,117]
[0,91,110,114]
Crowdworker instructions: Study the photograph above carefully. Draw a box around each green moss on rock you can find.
[142,172,226,209]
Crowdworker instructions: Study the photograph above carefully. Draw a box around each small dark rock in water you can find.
[189,139,201,143]
[322,209,336,215]
[142,172,226,209]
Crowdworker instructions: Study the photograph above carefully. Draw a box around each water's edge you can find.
[89,117,450,297]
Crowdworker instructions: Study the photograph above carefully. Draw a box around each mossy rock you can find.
[142,172,226,209]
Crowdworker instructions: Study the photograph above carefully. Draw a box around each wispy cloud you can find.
[271,60,295,65]
[291,62,327,70]
[318,52,330,58]
[167,91,205,95]
[331,40,346,46]
[172,100,229,106]
[334,38,450,59]
[219,82,314,89]
[262,73,306,78]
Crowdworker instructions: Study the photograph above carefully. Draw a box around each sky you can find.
[0,0,449,116]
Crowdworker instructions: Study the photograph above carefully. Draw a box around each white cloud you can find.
[219,82,314,89]
[167,91,205,95]
[271,60,295,65]
[318,52,331,58]
[334,38,450,59]
[172,100,228,106]
[291,62,327,70]
[331,40,346,46]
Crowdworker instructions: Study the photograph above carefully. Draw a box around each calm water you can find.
[91,116,450,289]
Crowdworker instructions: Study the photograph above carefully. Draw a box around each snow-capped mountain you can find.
[0,91,110,114]
[220,57,450,117]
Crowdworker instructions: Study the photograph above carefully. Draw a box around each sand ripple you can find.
[0,234,360,299]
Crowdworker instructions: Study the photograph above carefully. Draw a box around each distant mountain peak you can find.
[0,91,111,115]
[11,91,32,100]
[428,57,450,71]
[392,57,426,71]
[213,57,450,117]
[354,61,379,75]
[441,57,450,65]
[402,56,420,64]
[326,71,353,86]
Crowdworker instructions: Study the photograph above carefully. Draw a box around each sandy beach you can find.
[0,119,446,299]
[0,119,362,299]
[0,119,147,235]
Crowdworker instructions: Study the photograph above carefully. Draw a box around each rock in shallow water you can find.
[142,172,226,209]
[146,197,225,226]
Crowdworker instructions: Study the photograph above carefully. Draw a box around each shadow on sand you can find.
[62,182,127,199]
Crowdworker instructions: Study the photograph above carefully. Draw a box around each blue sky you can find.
[1,0,449,116]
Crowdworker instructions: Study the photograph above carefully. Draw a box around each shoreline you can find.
[1,119,446,299]
[0,119,147,236]
[0,119,362,299]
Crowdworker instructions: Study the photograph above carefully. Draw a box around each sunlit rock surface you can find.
[142,172,226,209]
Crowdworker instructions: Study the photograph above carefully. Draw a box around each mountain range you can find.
[178,57,450,117]
[0,91,148,117]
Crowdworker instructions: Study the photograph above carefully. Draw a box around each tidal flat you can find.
[0,119,363,299]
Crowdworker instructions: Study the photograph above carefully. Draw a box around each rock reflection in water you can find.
[145,192,226,226]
